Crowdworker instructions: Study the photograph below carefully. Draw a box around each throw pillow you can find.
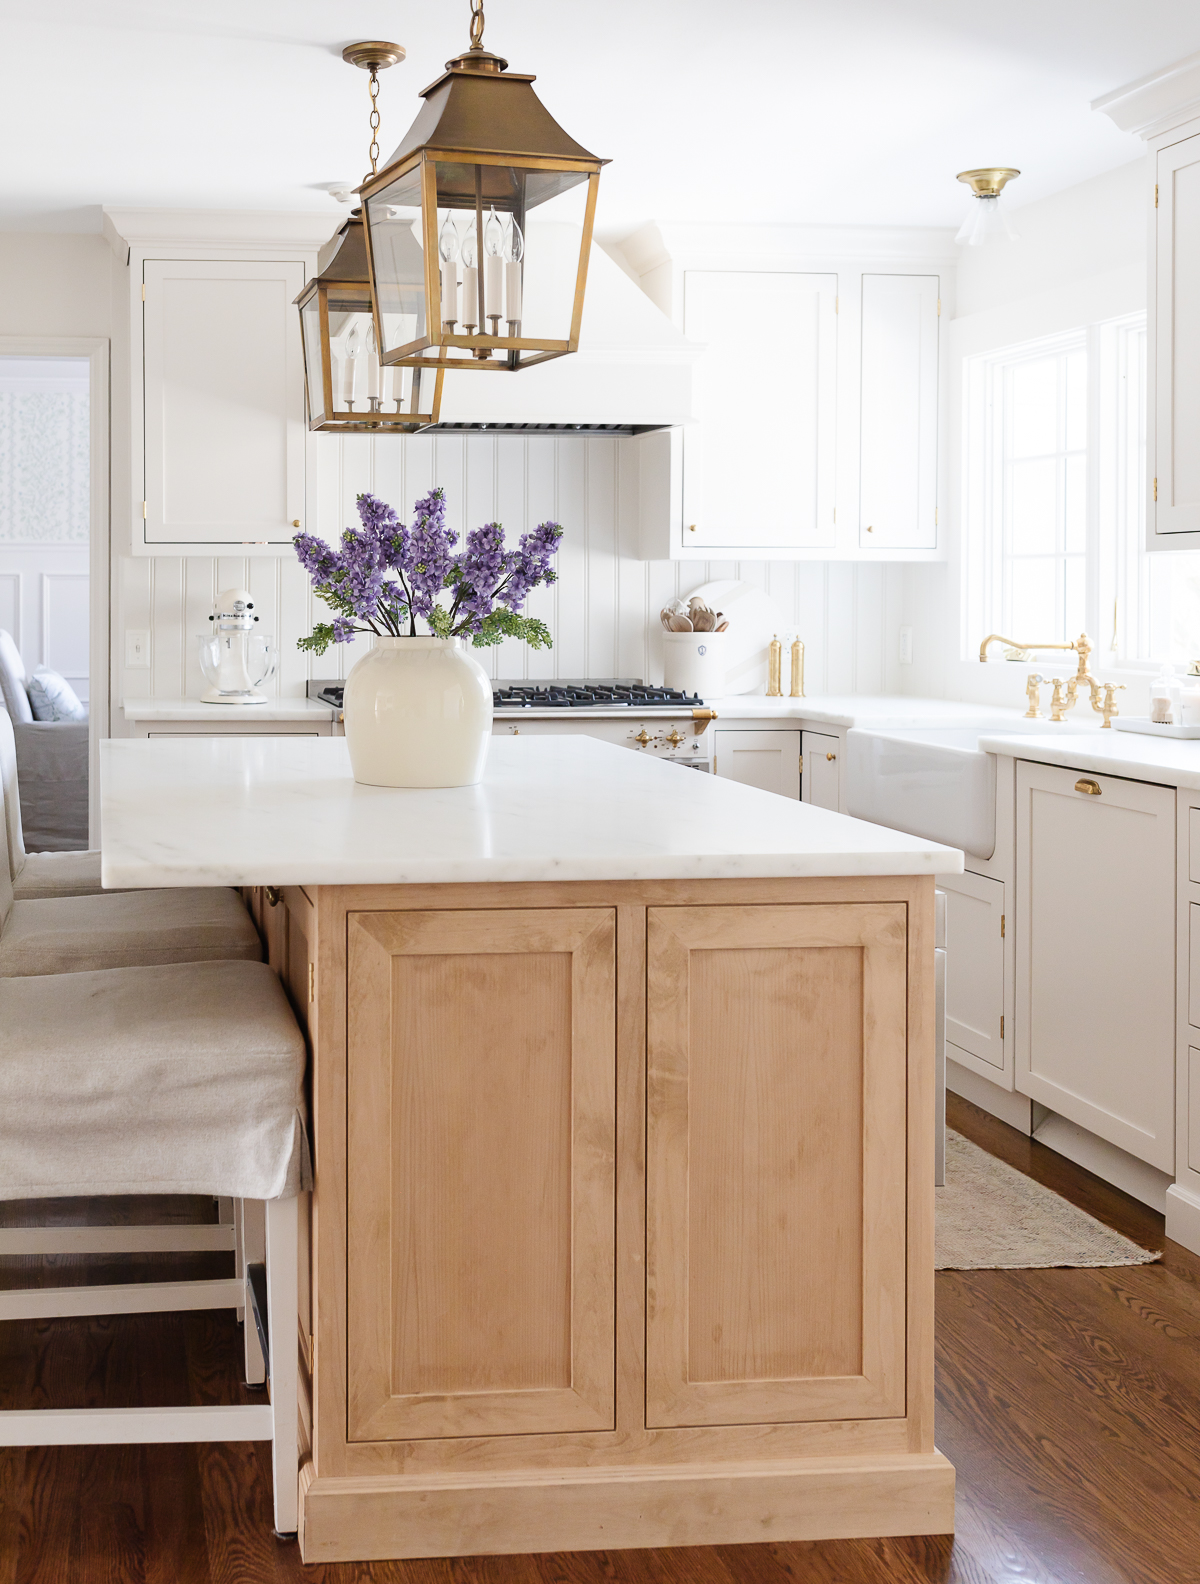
[28,667,88,723]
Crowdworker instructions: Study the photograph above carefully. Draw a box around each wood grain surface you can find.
[3,1099,1198,1581]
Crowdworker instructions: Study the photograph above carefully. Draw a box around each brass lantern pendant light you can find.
[295,41,445,432]
[357,0,609,383]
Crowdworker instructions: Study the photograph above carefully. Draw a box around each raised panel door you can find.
[346,907,616,1441]
[713,729,800,798]
[1016,762,1175,1170]
[681,271,837,552]
[143,259,306,548]
[858,274,938,549]
[802,731,841,811]
[940,870,1006,1077]
[1154,135,1200,540]
[645,902,908,1427]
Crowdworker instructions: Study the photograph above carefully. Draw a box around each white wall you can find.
[115,429,904,710]
[898,157,1151,709]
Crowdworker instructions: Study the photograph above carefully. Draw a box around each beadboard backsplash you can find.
[114,433,901,718]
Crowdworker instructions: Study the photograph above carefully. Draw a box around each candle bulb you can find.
[438,212,459,329]
[505,215,524,328]
[484,205,504,329]
[341,324,361,407]
[365,322,381,403]
[459,224,478,333]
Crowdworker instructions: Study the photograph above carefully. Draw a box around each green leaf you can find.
[297,623,338,656]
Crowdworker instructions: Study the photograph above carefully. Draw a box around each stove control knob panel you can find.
[632,728,652,747]
[664,728,686,748]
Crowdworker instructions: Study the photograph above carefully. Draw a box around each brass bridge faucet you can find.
[979,631,1126,727]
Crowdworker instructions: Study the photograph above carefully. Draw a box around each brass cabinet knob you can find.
[292,520,301,528]
[265,885,281,906]
[827,752,837,761]
[1074,778,1101,796]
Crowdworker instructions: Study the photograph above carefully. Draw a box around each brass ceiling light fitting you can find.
[955,167,1021,246]
[295,39,446,433]
[355,0,609,385]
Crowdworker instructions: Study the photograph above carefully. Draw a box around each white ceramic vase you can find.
[343,636,493,788]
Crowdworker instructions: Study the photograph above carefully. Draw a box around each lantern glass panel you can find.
[300,294,327,425]
[430,161,591,358]
[364,165,427,361]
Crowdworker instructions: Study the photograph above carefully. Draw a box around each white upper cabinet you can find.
[142,259,307,551]
[632,252,947,562]
[858,274,939,550]
[682,271,837,553]
[1152,132,1200,545]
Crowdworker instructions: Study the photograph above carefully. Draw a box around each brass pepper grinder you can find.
[767,634,783,697]
[790,636,805,698]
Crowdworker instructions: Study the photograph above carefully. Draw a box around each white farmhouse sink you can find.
[844,720,1098,859]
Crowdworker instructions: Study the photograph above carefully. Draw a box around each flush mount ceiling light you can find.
[355,0,609,387]
[955,168,1021,246]
[295,41,444,433]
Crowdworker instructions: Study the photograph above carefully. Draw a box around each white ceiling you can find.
[0,1,1194,238]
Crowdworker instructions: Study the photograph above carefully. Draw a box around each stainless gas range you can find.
[309,678,718,770]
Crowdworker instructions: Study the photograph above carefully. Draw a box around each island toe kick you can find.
[247,874,954,1563]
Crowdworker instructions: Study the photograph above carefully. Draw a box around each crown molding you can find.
[101,207,338,261]
[1093,51,1200,140]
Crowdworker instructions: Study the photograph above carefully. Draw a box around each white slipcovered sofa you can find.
[0,630,88,851]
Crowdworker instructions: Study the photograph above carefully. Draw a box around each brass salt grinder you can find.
[767,635,783,696]
[790,637,805,697]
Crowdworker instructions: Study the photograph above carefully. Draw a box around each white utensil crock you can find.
[343,636,493,788]
[662,630,728,697]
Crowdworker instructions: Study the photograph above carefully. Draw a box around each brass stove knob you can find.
[634,728,652,746]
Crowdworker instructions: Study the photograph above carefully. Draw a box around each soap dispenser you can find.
[1150,663,1181,725]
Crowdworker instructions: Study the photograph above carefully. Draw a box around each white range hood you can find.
[429,225,694,434]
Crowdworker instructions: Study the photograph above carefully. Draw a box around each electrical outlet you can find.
[125,629,150,668]
[898,626,913,665]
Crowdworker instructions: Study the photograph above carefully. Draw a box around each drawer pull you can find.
[265,885,281,906]
[1074,778,1102,796]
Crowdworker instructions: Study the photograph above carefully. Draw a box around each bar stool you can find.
[0,706,105,900]
[0,956,309,1536]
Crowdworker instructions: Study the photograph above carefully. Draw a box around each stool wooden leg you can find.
[241,1200,266,1386]
[233,1198,246,1323]
[265,1195,299,1539]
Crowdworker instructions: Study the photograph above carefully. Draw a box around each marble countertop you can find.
[122,697,335,722]
[98,734,963,889]
[979,728,1200,790]
[705,695,1033,727]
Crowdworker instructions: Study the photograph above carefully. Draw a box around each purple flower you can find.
[504,521,563,610]
[406,487,458,619]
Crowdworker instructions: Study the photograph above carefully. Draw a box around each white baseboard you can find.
[1032,1113,1171,1212]
[947,1060,1032,1133]
[1166,1184,1200,1255]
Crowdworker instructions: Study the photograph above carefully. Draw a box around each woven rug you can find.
[936,1130,1161,1271]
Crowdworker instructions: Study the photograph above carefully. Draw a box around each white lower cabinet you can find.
[802,731,841,811]
[1016,761,1176,1173]
[940,871,1006,1078]
[713,729,800,798]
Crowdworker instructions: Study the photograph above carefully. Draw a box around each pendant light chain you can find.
[470,0,485,49]
[367,67,382,175]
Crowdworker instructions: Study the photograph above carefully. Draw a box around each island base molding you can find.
[298,1453,956,1563]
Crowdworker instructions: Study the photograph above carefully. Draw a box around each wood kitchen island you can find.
[100,733,962,1564]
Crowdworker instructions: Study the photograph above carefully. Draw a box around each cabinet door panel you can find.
[713,729,800,798]
[859,275,938,549]
[143,259,305,546]
[1016,763,1175,1170]
[941,871,1005,1074]
[802,731,841,811]
[1155,135,1200,537]
[682,271,837,551]
[346,907,616,1441]
[646,902,908,1427]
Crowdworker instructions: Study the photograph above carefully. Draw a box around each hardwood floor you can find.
[3,1097,1200,1582]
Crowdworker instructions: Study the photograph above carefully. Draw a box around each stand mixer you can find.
[197,588,275,704]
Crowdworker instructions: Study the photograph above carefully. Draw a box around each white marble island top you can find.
[99,734,962,889]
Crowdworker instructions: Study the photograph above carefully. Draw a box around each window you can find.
[964,331,1088,655]
[965,313,1200,668]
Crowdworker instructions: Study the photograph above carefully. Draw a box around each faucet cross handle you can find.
[1100,682,1126,729]
[1048,677,1069,723]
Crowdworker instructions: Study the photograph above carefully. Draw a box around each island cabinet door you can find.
[646,902,908,1427]
[345,907,617,1443]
